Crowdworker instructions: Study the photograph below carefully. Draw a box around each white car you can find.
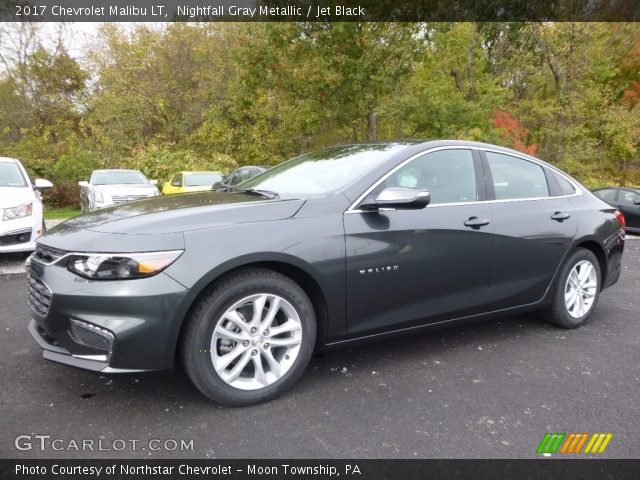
[0,157,52,253]
[79,169,160,213]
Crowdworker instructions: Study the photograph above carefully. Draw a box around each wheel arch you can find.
[541,236,608,306]
[170,254,331,367]
[573,239,607,284]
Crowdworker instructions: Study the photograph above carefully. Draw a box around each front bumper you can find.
[27,256,196,372]
[28,320,144,373]
[0,216,39,252]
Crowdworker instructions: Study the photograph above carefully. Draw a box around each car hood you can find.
[0,186,33,209]
[41,192,305,252]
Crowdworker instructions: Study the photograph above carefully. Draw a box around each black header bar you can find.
[2,459,640,480]
[2,0,639,22]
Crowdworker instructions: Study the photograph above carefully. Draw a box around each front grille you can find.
[34,244,67,263]
[111,194,148,204]
[0,228,32,246]
[27,274,52,317]
[69,319,114,352]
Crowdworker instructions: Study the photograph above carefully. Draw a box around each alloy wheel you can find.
[564,260,598,319]
[210,293,302,390]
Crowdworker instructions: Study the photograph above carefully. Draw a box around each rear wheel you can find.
[181,268,316,406]
[541,248,601,329]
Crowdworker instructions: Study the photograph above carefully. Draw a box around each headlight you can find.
[93,190,104,203]
[3,201,32,221]
[67,250,183,280]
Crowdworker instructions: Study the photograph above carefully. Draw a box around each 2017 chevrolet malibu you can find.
[26,141,625,405]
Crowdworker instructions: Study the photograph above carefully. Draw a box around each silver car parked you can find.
[79,170,159,213]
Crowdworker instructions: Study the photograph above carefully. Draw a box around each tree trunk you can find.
[466,46,475,100]
[366,111,377,141]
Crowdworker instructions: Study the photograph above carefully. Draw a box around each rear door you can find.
[344,148,494,338]
[481,150,578,309]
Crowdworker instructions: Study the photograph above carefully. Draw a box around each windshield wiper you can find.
[237,188,279,199]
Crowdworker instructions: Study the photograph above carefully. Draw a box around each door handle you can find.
[551,211,571,221]
[464,217,490,228]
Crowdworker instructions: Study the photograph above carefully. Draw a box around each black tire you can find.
[181,268,316,406]
[541,248,601,329]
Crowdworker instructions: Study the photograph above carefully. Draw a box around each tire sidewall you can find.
[185,272,316,405]
[554,249,601,328]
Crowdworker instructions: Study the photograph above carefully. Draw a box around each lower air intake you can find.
[69,319,114,352]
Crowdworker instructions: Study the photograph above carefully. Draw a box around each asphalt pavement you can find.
[1,236,639,459]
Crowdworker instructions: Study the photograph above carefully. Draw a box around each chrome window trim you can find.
[345,145,583,214]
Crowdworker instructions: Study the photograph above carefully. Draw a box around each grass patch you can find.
[44,206,80,220]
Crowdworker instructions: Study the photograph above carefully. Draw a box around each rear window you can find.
[553,171,576,196]
[485,152,549,200]
[0,162,27,187]
[184,173,223,187]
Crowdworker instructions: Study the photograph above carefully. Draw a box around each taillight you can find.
[615,210,625,228]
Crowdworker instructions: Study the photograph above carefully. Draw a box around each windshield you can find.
[238,144,409,197]
[184,173,223,187]
[92,171,148,185]
[0,162,27,188]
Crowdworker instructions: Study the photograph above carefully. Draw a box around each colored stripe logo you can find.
[537,433,612,455]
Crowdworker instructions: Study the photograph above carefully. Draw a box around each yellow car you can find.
[161,171,224,195]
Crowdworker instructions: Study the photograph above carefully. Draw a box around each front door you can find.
[344,148,494,338]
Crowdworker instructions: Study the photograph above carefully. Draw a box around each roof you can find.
[235,166,267,171]
[0,157,19,163]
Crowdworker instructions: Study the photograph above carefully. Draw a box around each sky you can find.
[0,22,165,70]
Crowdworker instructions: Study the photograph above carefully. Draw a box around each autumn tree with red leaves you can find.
[491,110,538,156]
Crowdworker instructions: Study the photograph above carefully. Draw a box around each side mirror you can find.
[150,179,158,185]
[634,200,640,206]
[360,187,431,211]
[78,180,89,187]
[211,182,222,190]
[33,178,53,190]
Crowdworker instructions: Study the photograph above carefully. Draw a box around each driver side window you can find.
[378,149,477,205]
[228,172,241,186]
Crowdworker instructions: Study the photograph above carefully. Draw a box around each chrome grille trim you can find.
[27,274,52,317]
[34,244,67,263]
[111,194,149,204]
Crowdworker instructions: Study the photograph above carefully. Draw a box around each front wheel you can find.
[541,248,601,329]
[181,268,316,406]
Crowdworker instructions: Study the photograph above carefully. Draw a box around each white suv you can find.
[0,157,52,253]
